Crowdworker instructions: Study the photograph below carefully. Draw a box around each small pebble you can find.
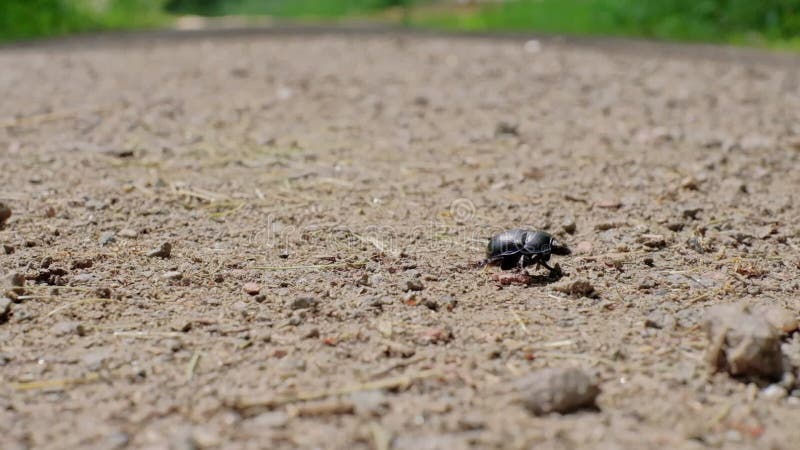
[644,310,676,330]
[495,121,519,137]
[594,222,622,231]
[53,321,86,337]
[360,296,387,310]
[118,228,138,239]
[162,271,183,280]
[290,296,319,310]
[0,297,11,323]
[417,326,453,345]
[514,367,600,415]
[304,328,320,339]
[441,295,458,312]
[596,199,622,209]
[248,411,289,428]
[243,282,260,296]
[423,299,439,311]
[681,176,700,190]
[99,231,116,246]
[406,279,425,291]
[458,413,487,431]
[562,218,576,234]
[164,338,184,352]
[665,222,684,232]
[682,207,703,220]
[402,292,418,305]
[0,202,11,227]
[3,244,13,254]
[687,237,705,253]
[780,372,796,390]
[761,384,788,401]
[147,242,172,258]
[7,272,25,287]
[71,258,93,269]
[170,320,192,333]
[640,234,667,248]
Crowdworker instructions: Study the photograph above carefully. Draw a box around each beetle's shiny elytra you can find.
[485,229,571,272]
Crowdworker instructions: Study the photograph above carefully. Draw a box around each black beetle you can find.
[483,229,570,273]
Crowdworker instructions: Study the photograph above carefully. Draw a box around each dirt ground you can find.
[2,28,800,450]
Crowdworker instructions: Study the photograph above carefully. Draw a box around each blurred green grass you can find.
[411,0,800,48]
[2,0,800,50]
[164,0,800,49]
[0,0,168,41]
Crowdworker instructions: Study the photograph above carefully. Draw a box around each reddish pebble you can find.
[418,327,454,345]
[322,337,337,346]
[596,199,622,209]
[491,272,532,285]
[243,282,260,295]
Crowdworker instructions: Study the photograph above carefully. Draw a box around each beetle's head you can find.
[550,238,571,255]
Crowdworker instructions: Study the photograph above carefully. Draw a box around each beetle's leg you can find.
[538,260,562,276]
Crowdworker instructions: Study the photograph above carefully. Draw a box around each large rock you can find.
[513,367,600,415]
[704,303,784,379]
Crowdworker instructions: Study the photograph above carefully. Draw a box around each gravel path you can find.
[1,27,800,449]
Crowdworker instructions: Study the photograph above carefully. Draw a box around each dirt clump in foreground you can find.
[1,30,800,449]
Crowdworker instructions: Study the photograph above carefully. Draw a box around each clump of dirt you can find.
[554,280,598,298]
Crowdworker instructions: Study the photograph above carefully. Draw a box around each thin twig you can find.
[234,369,442,411]
[186,352,201,382]
[369,356,426,379]
[370,423,392,450]
[13,295,56,301]
[25,285,97,292]
[172,187,228,202]
[510,310,531,336]
[251,261,367,271]
[113,331,185,338]
[0,104,114,128]
[11,373,101,391]
[534,339,575,349]
[48,298,112,317]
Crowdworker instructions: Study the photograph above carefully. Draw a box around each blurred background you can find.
[2,0,800,48]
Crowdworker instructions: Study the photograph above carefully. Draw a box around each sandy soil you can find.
[2,28,800,450]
